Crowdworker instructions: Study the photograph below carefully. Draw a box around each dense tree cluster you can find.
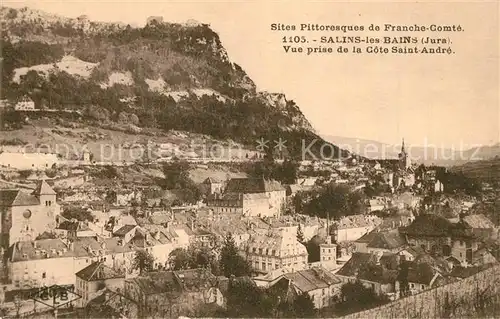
[247,158,298,185]
[159,161,201,204]
[61,205,95,222]
[294,183,368,219]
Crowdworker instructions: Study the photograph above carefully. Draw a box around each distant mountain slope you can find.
[323,135,500,166]
[450,157,500,183]
[0,6,345,159]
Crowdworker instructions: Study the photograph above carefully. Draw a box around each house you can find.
[14,96,35,111]
[8,239,76,289]
[75,261,125,307]
[332,214,382,242]
[398,246,426,262]
[285,184,314,197]
[85,288,139,318]
[124,268,225,317]
[271,266,342,309]
[115,190,142,206]
[369,197,387,212]
[397,260,448,296]
[112,225,140,243]
[392,192,420,209]
[200,178,224,196]
[0,181,59,248]
[354,229,406,254]
[243,229,308,274]
[207,178,286,218]
[400,214,482,265]
[55,219,95,239]
[336,252,399,297]
[462,214,497,239]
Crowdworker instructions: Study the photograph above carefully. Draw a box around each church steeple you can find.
[401,138,406,154]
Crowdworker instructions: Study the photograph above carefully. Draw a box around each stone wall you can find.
[340,264,500,319]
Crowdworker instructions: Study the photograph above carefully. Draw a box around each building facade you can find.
[207,178,286,218]
[0,181,59,248]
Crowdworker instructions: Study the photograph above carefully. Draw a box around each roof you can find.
[336,252,399,284]
[76,261,124,281]
[401,246,426,258]
[127,268,218,296]
[225,177,284,194]
[246,231,307,258]
[401,214,454,237]
[113,225,137,237]
[0,189,40,207]
[366,230,407,250]
[335,214,382,230]
[448,264,494,279]
[463,214,495,229]
[10,239,74,262]
[57,220,91,232]
[283,267,341,293]
[32,180,56,196]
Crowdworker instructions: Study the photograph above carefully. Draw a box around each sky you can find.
[3,0,499,148]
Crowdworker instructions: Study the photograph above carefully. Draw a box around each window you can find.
[421,285,424,289]
[411,283,414,288]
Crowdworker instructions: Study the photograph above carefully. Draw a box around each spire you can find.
[32,180,56,196]
[401,138,406,153]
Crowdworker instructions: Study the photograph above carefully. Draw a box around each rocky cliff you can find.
[0,6,345,159]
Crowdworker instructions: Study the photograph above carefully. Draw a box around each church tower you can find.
[398,138,411,170]
[320,213,337,269]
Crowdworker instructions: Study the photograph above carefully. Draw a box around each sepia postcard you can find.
[0,0,499,318]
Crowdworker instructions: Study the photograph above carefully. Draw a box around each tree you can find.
[105,190,117,204]
[305,235,322,262]
[291,292,316,317]
[339,280,388,313]
[304,184,367,219]
[132,249,155,274]
[61,205,95,222]
[168,248,193,270]
[297,224,305,243]
[397,261,410,297]
[225,278,274,317]
[279,158,299,184]
[219,233,251,277]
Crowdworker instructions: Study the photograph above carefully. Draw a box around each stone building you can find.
[242,229,308,274]
[0,181,59,248]
[207,177,286,218]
